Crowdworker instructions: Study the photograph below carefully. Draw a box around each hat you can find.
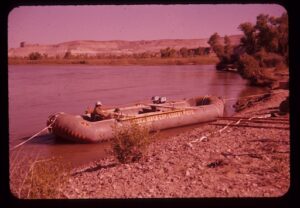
[96,101,102,106]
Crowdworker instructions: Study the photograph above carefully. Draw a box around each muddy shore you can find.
[61,89,289,198]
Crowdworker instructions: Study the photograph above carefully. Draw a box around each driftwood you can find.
[248,139,289,144]
[221,151,290,158]
[234,93,272,112]
[216,118,289,125]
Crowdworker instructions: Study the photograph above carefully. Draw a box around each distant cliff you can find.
[9,35,242,58]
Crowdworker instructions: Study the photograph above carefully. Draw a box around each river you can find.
[9,64,266,166]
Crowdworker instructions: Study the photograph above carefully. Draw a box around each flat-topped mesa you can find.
[9,35,242,58]
[47,96,225,143]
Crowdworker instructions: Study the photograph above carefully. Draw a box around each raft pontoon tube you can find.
[47,96,224,143]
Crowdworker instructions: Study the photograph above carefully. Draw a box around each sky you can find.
[8,4,286,48]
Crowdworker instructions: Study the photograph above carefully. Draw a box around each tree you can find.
[276,13,288,62]
[207,32,224,58]
[208,12,288,84]
[238,22,257,55]
[238,13,288,59]
[28,52,42,60]
[64,51,72,59]
[179,47,188,57]
[255,14,278,53]
[160,47,177,58]
[224,35,233,56]
[194,47,202,56]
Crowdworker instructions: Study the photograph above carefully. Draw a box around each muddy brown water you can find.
[9,65,267,167]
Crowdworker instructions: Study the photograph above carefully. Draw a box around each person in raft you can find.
[90,101,112,121]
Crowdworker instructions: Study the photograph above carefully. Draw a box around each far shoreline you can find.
[8,56,219,66]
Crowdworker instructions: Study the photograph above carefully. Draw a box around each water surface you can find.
[9,65,266,166]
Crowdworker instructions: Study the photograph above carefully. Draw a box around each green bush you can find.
[238,54,277,86]
[111,121,150,164]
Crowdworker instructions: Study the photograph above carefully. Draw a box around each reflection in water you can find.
[9,65,266,166]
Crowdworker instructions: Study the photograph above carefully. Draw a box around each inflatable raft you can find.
[47,96,224,143]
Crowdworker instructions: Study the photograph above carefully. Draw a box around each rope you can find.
[218,113,273,133]
[10,115,59,151]
[218,119,242,133]
[186,91,281,145]
[188,113,271,145]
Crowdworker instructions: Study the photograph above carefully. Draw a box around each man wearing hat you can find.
[90,101,111,121]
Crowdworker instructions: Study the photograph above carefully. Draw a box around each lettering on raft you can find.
[133,110,194,124]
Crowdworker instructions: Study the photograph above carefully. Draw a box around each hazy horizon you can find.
[9,34,243,47]
[8,4,286,48]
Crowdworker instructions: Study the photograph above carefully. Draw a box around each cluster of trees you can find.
[28,51,76,60]
[27,47,211,61]
[208,34,234,70]
[160,47,211,58]
[208,13,288,86]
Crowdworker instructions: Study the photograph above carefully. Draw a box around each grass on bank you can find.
[10,121,152,198]
[10,154,71,199]
[8,56,219,66]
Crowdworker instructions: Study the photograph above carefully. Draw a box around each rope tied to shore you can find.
[10,113,61,151]
[188,113,273,146]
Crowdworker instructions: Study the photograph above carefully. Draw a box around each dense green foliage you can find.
[160,46,210,58]
[208,13,288,86]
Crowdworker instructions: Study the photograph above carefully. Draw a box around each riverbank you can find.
[8,56,218,66]
[61,89,289,198]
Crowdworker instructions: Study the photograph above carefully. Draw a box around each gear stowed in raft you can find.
[47,96,225,143]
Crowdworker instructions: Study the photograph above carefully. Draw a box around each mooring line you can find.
[10,116,58,151]
[188,113,273,146]
[10,126,50,151]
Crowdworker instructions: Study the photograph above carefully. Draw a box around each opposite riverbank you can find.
[60,88,289,198]
[8,56,218,66]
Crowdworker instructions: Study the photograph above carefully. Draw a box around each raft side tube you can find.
[52,114,117,143]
